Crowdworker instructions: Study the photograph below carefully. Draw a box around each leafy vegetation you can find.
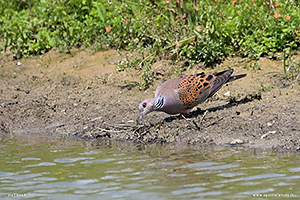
[1,0,300,87]
[282,50,300,80]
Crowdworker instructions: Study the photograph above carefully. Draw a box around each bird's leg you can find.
[177,112,190,120]
[179,113,201,131]
[199,110,208,126]
[182,113,190,118]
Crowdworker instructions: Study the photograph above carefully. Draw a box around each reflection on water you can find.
[0,132,300,199]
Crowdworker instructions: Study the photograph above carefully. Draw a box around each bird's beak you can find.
[140,112,144,120]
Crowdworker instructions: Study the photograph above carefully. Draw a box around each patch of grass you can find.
[101,77,107,84]
[83,81,93,90]
[243,62,261,71]
[250,62,262,71]
[97,76,107,84]
[282,50,300,80]
[259,82,274,92]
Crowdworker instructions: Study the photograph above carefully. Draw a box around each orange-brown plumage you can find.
[175,74,215,107]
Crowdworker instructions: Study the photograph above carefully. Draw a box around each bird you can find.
[139,69,247,119]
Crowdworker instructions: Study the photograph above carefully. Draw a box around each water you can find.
[0,133,300,199]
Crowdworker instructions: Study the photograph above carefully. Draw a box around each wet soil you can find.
[1,48,300,151]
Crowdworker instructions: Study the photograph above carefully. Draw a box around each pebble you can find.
[268,130,277,134]
[91,116,102,122]
[261,131,277,139]
[230,139,244,145]
[261,133,268,139]
[223,91,230,96]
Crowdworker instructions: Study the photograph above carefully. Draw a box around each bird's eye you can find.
[142,102,147,108]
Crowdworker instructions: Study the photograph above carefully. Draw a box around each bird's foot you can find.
[177,113,190,120]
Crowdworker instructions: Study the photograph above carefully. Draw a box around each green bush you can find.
[1,0,300,86]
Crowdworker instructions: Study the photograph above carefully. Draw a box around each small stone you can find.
[267,122,273,127]
[261,133,269,139]
[261,131,276,139]
[224,91,230,96]
[230,139,244,145]
[16,62,22,65]
[91,116,102,122]
[268,130,277,134]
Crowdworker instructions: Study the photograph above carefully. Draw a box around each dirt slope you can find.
[1,48,300,151]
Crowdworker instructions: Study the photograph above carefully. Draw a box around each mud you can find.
[1,48,300,151]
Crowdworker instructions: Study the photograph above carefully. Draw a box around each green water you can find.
[0,133,300,199]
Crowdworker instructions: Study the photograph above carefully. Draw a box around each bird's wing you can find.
[173,73,216,107]
[155,69,246,109]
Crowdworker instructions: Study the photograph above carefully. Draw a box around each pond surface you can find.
[0,133,300,199]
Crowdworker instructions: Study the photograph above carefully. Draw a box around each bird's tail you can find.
[208,69,247,98]
[227,73,248,83]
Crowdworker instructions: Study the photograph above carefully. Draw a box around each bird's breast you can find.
[158,93,188,115]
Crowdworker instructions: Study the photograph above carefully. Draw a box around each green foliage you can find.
[1,0,300,87]
[282,50,300,80]
[259,82,274,92]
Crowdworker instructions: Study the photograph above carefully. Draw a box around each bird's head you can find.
[138,98,156,119]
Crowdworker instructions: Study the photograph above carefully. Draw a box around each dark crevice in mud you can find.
[0,123,9,134]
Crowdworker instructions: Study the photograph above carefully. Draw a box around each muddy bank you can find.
[1,49,300,151]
